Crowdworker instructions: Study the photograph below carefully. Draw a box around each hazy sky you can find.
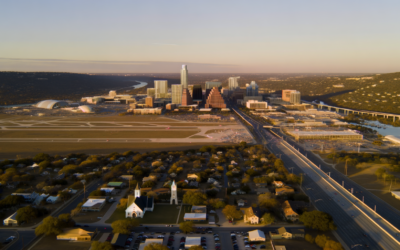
[1,0,400,73]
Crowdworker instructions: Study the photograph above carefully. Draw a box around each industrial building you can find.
[36,100,69,109]
[287,130,363,141]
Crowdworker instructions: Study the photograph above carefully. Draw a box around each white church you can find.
[126,181,178,218]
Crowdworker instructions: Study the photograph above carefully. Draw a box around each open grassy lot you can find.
[0,130,199,138]
[178,205,192,223]
[74,203,114,224]
[105,207,125,223]
[0,142,231,158]
[32,235,91,250]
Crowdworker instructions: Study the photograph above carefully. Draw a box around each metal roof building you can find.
[287,130,363,141]
[36,100,68,109]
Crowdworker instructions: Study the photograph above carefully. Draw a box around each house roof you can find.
[277,227,288,235]
[244,207,262,218]
[276,186,294,194]
[185,237,201,247]
[248,229,265,241]
[108,182,123,187]
[58,228,93,238]
[184,213,207,220]
[4,212,17,222]
[82,199,105,208]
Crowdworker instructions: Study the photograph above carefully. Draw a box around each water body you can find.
[353,120,400,136]
[132,81,148,89]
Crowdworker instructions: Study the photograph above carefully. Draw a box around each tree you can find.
[258,193,278,209]
[91,241,113,250]
[90,190,106,196]
[188,246,204,250]
[222,205,242,221]
[324,240,344,250]
[16,206,38,224]
[179,221,194,233]
[315,234,329,248]
[262,213,274,225]
[375,168,386,180]
[58,213,75,227]
[144,243,169,250]
[209,199,225,209]
[305,234,314,244]
[226,171,233,177]
[299,211,337,231]
[182,190,207,205]
[35,216,63,236]
[111,219,139,234]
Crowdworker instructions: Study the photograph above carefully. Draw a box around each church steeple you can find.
[170,180,178,205]
[135,183,141,198]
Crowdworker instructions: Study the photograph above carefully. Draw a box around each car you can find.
[245,245,250,248]
[202,246,207,249]
[127,238,133,241]
[176,231,181,234]
[213,234,219,237]
[260,245,266,249]
[214,238,219,241]
[208,231,213,234]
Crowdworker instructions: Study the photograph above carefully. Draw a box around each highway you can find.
[232,106,400,250]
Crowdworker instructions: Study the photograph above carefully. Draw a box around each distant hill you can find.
[326,72,400,114]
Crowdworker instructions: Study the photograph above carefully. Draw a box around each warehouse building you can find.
[287,130,363,141]
[36,100,69,109]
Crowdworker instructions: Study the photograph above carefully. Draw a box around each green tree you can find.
[226,171,233,177]
[222,205,242,221]
[305,234,314,244]
[324,240,344,250]
[299,211,337,231]
[258,193,278,209]
[143,243,169,250]
[182,190,207,205]
[262,213,274,225]
[91,241,113,250]
[35,216,63,236]
[16,206,38,225]
[209,199,226,209]
[179,221,194,233]
[111,219,139,234]
[315,234,329,248]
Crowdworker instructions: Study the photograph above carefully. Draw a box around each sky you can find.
[1,0,400,73]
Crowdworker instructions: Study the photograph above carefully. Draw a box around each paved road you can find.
[273,127,400,231]
[232,106,400,249]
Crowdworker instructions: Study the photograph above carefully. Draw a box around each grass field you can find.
[105,208,125,223]
[74,203,114,223]
[0,130,199,138]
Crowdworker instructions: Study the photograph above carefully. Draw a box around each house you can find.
[125,184,154,218]
[237,199,246,207]
[260,158,268,163]
[29,163,39,169]
[243,207,262,224]
[81,199,106,212]
[101,187,117,195]
[231,189,246,195]
[73,173,84,179]
[3,212,18,226]
[248,229,266,241]
[46,195,61,204]
[256,188,270,195]
[142,176,157,183]
[276,186,295,196]
[107,182,125,188]
[57,228,93,241]
[291,229,305,238]
[269,227,292,239]
[11,192,39,202]
[111,233,129,248]
[120,175,133,181]
[33,193,49,205]
[267,172,279,178]
[273,181,284,187]
[187,174,199,181]
[282,200,299,221]
[231,160,238,165]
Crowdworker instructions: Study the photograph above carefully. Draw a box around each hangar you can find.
[36,100,68,109]
[78,105,94,113]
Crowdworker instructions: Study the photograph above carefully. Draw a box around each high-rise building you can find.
[246,81,259,96]
[145,97,154,108]
[181,89,193,106]
[181,65,188,88]
[187,85,194,97]
[205,87,226,109]
[192,85,203,101]
[228,77,240,90]
[290,91,301,104]
[171,84,183,104]
[282,89,296,102]
[154,80,168,98]
[147,88,155,97]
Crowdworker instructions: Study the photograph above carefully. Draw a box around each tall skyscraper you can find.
[154,80,168,98]
[171,84,183,104]
[282,89,296,102]
[290,91,301,104]
[228,77,240,90]
[147,88,155,97]
[181,89,193,106]
[246,81,259,96]
[192,85,203,101]
[181,65,188,88]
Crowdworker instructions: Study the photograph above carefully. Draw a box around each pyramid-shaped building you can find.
[205,87,226,109]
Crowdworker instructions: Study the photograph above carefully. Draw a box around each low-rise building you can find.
[11,192,39,202]
[107,182,125,188]
[46,195,61,204]
[248,229,266,241]
[57,228,93,241]
[243,207,262,224]
[273,181,284,187]
[269,227,292,239]
[81,199,106,212]
[275,186,295,196]
[184,213,207,221]
[101,187,117,195]
[3,212,18,226]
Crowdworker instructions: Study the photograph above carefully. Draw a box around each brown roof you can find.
[282,200,298,217]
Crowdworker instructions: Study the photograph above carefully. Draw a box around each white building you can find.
[249,229,266,242]
[290,91,301,104]
[154,80,168,98]
[228,76,240,90]
[181,65,189,89]
[172,84,183,104]
[3,212,18,226]
[125,184,154,218]
[246,100,268,109]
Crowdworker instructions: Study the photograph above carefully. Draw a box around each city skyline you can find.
[1,1,400,73]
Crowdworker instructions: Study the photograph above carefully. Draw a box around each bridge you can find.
[302,101,400,122]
